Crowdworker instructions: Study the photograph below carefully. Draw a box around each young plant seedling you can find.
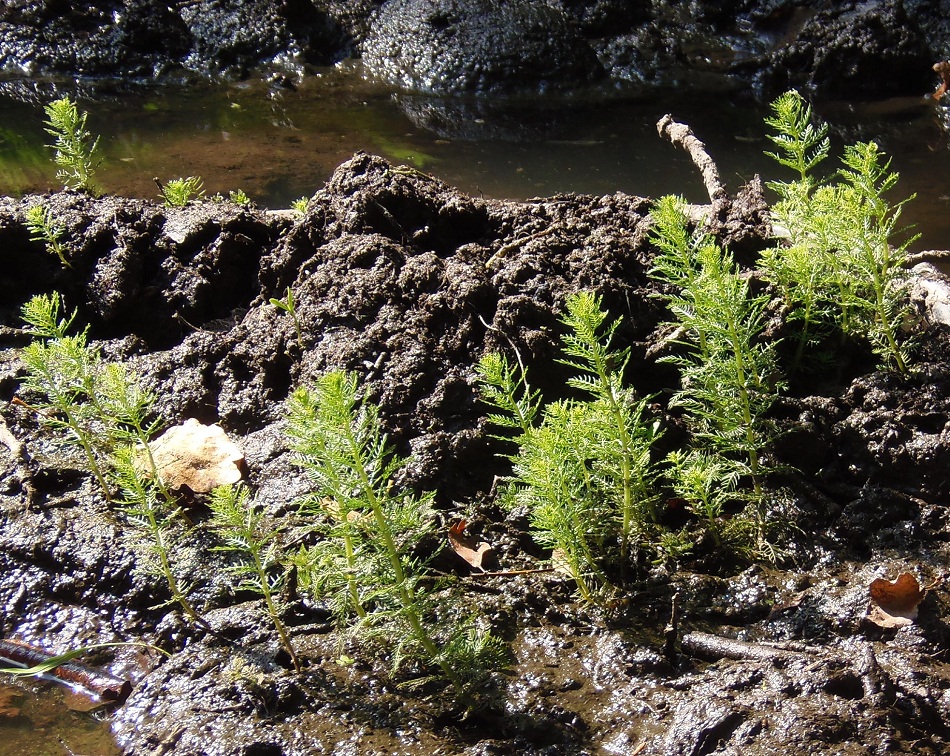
[649,199,782,545]
[269,287,305,351]
[208,484,301,672]
[291,197,309,214]
[18,293,111,496]
[43,97,101,193]
[24,204,70,268]
[761,90,917,373]
[158,176,206,208]
[18,293,203,626]
[286,370,506,693]
[478,291,660,601]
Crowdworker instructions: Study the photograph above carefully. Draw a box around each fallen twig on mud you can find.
[0,638,133,705]
[0,413,36,509]
[657,114,727,205]
[465,567,556,578]
[682,632,804,662]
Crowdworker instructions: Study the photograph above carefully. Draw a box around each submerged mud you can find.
[1,153,949,754]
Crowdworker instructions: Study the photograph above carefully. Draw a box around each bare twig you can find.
[0,412,37,510]
[657,114,727,205]
[682,632,801,663]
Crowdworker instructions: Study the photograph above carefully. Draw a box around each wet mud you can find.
[1,153,949,754]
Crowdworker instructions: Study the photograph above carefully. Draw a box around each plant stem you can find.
[339,419,461,691]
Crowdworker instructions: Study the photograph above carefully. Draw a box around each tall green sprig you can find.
[558,292,660,562]
[761,91,917,374]
[764,89,830,184]
[209,484,300,672]
[650,202,782,542]
[43,97,100,193]
[834,141,917,372]
[287,371,505,692]
[18,293,201,625]
[19,293,110,495]
[478,292,659,601]
[24,204,70,268]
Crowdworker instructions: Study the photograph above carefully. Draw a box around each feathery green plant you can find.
[478,292,659,601]
[18,293,202,625]
[19,293,111,495]
[649,200,782,543]
[24,204,70,268]
[761,90,916,373]
[291,197,309,214]
[764,89,830,184]
[160,176,205,208]
[43,97,100,193]
[286,371,505,692]
[665,449,739,545]
[228,189,250,205]
[269,286,304,351]
[208,484,300,672]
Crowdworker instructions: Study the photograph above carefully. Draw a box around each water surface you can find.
[2,65,949,249]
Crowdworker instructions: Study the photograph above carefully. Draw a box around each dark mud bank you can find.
[1,0,948,99]
[1,153,950,754]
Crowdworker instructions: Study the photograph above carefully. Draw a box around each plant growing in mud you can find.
[43,97,100,193]
[649,198,782,544]
[761,90,917,373]
[24,204,70,268]
[291,196,309,214]
[286,371,506,693]
[208,484,301,672]
[269,286,304,351]
[478,291,660,602]
[159,176,205,207]
[19,293,112,495]
[17,293,203,625]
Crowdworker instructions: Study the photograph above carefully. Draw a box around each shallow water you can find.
[0,681,119,756]
[2,64,950,249]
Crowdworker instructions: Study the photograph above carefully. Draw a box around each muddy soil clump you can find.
[1,153,949,754]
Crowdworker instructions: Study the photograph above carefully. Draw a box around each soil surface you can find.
[1,150,950,755]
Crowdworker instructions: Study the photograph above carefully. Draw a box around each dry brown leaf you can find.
[867,572,926,628]
[448,519,497,572]
[147,418,244,493]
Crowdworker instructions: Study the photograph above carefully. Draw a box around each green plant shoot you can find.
[287,371,505,692]
[160,176,205,208]
[24,204,70,268]
[269,287,304,351]
[208,484,301,672]
[479,292,659,601]
[43,97,100,192]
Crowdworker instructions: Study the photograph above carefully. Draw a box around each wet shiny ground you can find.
[0,681,119,756]
[1,65,949,248]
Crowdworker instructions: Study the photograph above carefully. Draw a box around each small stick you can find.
[0,638,132,704]
[0,411,37,509]
[657,114,728,205]
[663,589,680,664]
[466,567,556,579]
[682,631,800,663]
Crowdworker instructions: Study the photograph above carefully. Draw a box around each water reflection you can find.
[0,65,948,242]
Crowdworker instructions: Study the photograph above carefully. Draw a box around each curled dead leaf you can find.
[867,572,926,629]
[147,418,244,493]
[448,519,498,572]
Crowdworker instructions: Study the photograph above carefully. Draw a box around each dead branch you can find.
[0,413,37,509]
[682,632,800,663]
[657,114,727,205]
